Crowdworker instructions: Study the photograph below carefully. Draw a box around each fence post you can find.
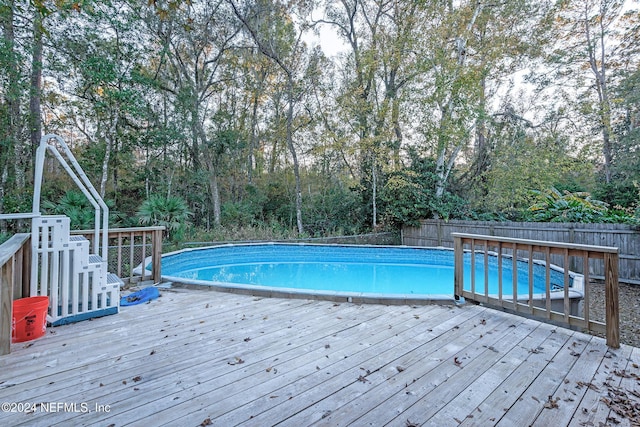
[454,235,463,300]
[604,252,620,348]
[1,259,14,355]
[152,228,163,283]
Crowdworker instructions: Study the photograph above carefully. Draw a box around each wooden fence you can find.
[403,219,640,284]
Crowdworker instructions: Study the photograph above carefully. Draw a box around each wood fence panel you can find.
[403,220,640,284]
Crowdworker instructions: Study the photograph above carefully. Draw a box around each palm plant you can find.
[137,195,191,241]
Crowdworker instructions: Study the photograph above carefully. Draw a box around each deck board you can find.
[0,289,638,427]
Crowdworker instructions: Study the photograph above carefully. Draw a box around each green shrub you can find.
[526,187,638,223]
[137,195,192,240]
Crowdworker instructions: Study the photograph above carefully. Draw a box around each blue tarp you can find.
[120,286,159,306]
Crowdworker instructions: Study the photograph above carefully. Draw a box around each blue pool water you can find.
[158,244,571,298]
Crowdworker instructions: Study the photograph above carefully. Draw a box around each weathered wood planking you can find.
[403,219,640,283]
[0,233,30,356]
[0,290,637,426]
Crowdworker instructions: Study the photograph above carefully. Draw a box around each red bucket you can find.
[12,296,49,343]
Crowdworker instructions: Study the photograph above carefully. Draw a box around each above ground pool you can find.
[153,243,581,304]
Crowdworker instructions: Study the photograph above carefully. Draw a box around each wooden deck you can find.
[1,289,638,427]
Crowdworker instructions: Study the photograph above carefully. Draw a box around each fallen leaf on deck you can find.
[454,357,462,366]
[357,375,369,383]
[200,418,213,426]
[576,381,599,391]
[228,357,245,365]
[613,369,631,378]
[543,395,559,409]
[133,376,142,382]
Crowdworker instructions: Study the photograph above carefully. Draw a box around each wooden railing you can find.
[71,226,165,284]
[0,227,163,356]
[453,233,620,348]
[0,234,31,356]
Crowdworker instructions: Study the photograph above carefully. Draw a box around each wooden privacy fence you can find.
[71,226,164,284]
[452,233,620,348]
[403,219,640,284]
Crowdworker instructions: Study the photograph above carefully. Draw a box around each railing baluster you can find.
[451,232,620,348]
[512,243,518,310]
[528,245,534,313]
[483,243,489,298]
[141,231,147,282]
[470,239,476,295]
[583,251,590,328]
[563,249,570,322]
[495,242,501,300]
[117,233,123,278]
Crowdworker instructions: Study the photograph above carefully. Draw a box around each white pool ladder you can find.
[1,134,123,325]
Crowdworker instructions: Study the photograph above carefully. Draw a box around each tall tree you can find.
[548,0,633,184]
[142,0,241,225]
[230,0,320,234]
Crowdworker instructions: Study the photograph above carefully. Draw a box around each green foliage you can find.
[379,153,470,227]
[42,190,97,229]
[525,187,638,223]
[137,195,192,241]
[42,190,119,229]
[303,183,364,236]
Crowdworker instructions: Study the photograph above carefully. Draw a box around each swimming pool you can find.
[152,243,582,304]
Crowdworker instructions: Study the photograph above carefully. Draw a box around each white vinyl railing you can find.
[33,134,109,259]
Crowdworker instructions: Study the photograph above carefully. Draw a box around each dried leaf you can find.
[454,357,462,366]
[200,418,213,426]
[133,376,142,382]
[543,395,560,409]
[228,357,245,365]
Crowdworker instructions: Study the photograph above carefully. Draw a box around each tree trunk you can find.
[29,11,43,170]
[286,75,303,234]
[192,107,221,226]
[100,113,118,198]
[2,0,24,190]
